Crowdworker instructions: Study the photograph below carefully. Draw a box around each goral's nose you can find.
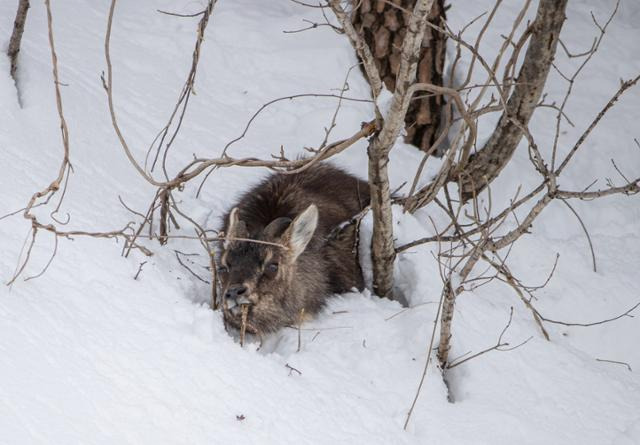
[225,285,249,306]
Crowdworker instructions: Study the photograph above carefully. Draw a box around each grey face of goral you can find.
[218,205,318,334]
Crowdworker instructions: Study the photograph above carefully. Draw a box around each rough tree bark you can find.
[352,0,447,153]
[331,0,437,300]
[7,0,30,82]
[456,0,568,201]
[366,0,436,299]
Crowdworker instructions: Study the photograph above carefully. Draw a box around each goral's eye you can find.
[217,265,229,275]
[264,262,279,279]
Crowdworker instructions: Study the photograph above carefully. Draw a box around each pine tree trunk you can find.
[352,0,446,153]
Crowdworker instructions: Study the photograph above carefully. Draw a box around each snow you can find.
[1,0,639,444]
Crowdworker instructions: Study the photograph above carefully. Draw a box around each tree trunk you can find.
[367,144,395,299]
[365,0,435,299]
[332,0,437,300]
[8,0,30,82]
[352,0,447,153]
[457,0,568,201]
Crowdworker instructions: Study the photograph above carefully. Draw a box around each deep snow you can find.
[1,1,639,444]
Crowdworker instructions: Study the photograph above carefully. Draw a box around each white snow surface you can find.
[1,1,639,444]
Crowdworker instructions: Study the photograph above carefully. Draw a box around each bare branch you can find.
[560,200,597,272]
[447,307,532,369]
[7,0,30,86]
[457,0,568,201]
[556,177,640,199]
[536,302,639,328]
[328,0,383,100]
[555,74,640,175]
[404,266,445,430]
[595,358,632,372]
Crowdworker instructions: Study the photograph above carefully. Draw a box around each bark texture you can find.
[352,0,447,152]
[8,0,30,82]
[457,0,568,201]
[367,145,395,299]
[367,0,435,299]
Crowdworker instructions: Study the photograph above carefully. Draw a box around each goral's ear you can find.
[224,207,248,249]
[263,217,292,240]
[282,204,318,261]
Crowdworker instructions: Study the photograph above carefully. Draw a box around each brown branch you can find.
[447,307,532,369]
[554,74,640,175]
[595,358,632,372]
[104,0,158,185]
[7,0,72,285]
[289,0,328,8]
[7,0,30,84]
[133,261,147,280]
[195,91,372,196]
[437,242,484,368]
[485,258,550,340]
[536,302,639,328]
[154,1,218,178]
[24,234,59,282]
[403,82,477,211]
[285,363,303,376]
[168,200,220,308]
[328,0,383,100]
[560,200,597,272]
[283,18,342,34]
[403,284,445,430]
[223,93,371,156]
[297,308,306,353]
[556,178,640,199]
[456,0,568,202]
[157,9,206,18]
[551,1,620,171]
[239,304,249,347]
[174,251,210,284]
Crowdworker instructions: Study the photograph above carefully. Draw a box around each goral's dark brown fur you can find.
[219,163,370,334]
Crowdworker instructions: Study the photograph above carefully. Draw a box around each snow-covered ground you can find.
[1,1,639,444]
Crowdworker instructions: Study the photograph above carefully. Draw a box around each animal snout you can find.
[225,285,250,308]
[226,284,247,299]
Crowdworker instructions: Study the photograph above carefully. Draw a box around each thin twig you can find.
[560,200,597,272]
[404,284,445,430]
[536,302,639,327]
[447,307,532,369]
[595,358,632,372]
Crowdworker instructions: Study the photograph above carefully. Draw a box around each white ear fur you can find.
[224,207,240,249]
[286,204,318,260]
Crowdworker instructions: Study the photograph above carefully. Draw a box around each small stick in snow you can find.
[239,304,249,347]
[174,251,210,284]
[403,283,446,430]
[595,358,632,372]
[133,261,147,280]
[285,363,302,376]
[297,308,306,353]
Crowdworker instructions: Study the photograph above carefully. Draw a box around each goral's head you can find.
[218,204,318,334]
